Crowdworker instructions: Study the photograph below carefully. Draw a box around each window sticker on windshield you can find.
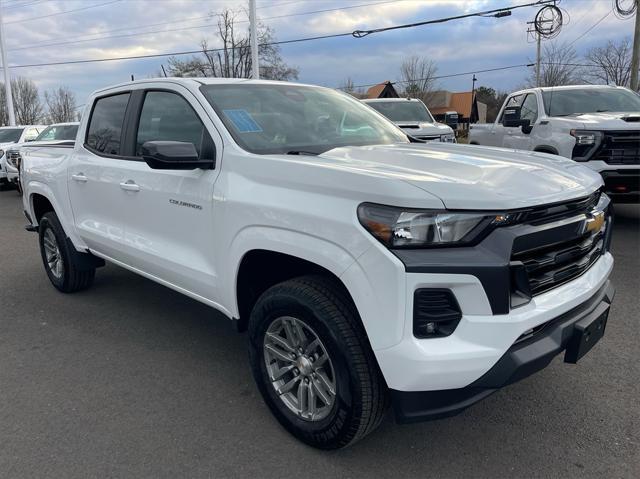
[223,109,263,133]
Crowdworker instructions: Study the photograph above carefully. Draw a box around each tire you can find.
[248,275,389,449]
[38,211,95,293]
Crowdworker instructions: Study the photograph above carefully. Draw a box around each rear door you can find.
[115,86,223,301]
[68,92,132,258]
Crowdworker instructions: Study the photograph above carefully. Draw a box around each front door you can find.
[116,87,222,302]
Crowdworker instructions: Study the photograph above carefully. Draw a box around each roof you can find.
[93,77,320,95]
[430,91,476,117]
[361,98,422,103]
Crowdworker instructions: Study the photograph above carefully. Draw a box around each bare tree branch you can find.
[44,86,76,123]
[399,56,438,102]
[585,38,632,87]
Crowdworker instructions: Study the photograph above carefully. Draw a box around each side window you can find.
[24,128,39,141]
[498,94,523,123]
[136,91,214,159]
[86,93,131,155]
[520,93,538,123]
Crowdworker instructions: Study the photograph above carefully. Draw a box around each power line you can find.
[8,0,404,53]
[7,0,553,69]
[565,9,612,47]
[4,0,122,25]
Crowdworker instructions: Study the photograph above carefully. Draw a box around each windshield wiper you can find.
[286,150,319,156]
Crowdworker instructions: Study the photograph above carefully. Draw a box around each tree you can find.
[585,38,632,87]
[0,77,44,125]
[339,77,365,98]
[44,86,76,123]
[475,86,508,123]
[529,41,582,87]
[399,55,438,102]
[167,8,298,81]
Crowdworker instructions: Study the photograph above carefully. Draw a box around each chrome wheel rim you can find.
[43,228,64,279]
[263,316,337,421]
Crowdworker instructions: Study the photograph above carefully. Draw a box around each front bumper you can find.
[391,280,615,423]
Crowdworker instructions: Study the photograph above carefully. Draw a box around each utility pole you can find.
[249,0,259,79]
[535,33,541,87]
[631,0,640,91]
[0,1,16,126]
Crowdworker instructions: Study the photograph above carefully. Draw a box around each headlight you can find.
[440,133,456,143]
[357,203,518,248]
[570,129,602,145]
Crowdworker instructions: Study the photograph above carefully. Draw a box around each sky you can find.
[0,0,636,105]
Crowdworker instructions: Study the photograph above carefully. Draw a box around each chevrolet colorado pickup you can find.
[469,85,640,203]
[21,78,615,449]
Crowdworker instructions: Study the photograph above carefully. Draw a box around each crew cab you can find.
[0,124,45,190]
[362,97,456,142]
[469,85,640,203]
[5,122,79,192]
[21,78,615,449]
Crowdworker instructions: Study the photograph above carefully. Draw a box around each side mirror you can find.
[141,141,215,170]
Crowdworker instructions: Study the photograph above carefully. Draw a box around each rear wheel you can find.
[38,212,95,293]
[248,275,389,449]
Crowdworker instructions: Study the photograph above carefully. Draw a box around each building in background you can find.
[427,91,487,129]
[365,81,400,99]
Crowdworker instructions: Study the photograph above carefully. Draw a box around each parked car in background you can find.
[20,78,614,449]
[0,125,46,190]
[362,98,456,142]
[5,122,79,192]
[469,85,640,203]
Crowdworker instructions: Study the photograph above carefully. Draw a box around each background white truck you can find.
[0,125,46,190]
[20,78,615,449]
[362,98,456,142]
[469,85,640,203]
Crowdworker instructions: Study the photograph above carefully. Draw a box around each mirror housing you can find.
[502,106,532,133]
[141,141,215,170]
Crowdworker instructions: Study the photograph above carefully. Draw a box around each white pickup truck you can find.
[469,85,640,203]
[20,78,615,449]
[362,97,456,142]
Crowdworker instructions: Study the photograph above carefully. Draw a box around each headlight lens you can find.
[440,133,456,143]
[357,203,518,248]
[570,129,601,145]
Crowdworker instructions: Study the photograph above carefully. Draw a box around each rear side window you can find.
[135,91,213,159]
[86,93,130,155]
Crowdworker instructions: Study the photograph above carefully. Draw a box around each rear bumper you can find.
[391,280,615,423]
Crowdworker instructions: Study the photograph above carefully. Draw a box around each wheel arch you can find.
[533,145,559,155]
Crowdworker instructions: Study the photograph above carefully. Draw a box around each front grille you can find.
[416,135,440,141]
[593,131,640,165]
[511,205,608,296]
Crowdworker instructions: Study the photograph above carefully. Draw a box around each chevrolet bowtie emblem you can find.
[584,211,605,234]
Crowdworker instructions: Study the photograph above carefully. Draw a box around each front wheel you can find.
[248,276,389,449]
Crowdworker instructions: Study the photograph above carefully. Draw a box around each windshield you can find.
[542,88,640,116]
[0,128,24,143]
[35,124,79,142]
[366,101,435,123]
[200,84,408,155]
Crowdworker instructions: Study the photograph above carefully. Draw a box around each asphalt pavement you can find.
[0,190,638,478]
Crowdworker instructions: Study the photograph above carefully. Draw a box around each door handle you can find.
[120,180,140,192]
[71,173,88,182]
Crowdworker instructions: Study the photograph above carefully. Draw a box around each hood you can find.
[551,111,640,130]
[394,122,452,137]
[315,143,602,210]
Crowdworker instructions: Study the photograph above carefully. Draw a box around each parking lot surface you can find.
[0,191,638,478]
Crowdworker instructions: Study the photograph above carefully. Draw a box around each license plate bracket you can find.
[564,306,609,364]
